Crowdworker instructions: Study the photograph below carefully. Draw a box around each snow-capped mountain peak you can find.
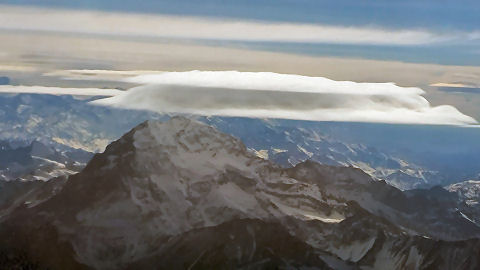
[21,117,348,268]
[2,117,480,270]
[447,180,480,206]
[131,117,267,177]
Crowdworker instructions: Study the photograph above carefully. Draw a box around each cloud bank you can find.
[92,71,478,125]
[0,5,476,46]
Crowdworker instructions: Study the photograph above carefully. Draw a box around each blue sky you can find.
[2,0,479,31]
[0,1,479,126]
[2,0,479,66]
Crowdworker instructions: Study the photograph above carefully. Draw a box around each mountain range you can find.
[2,93,479,190]
[0,139,91,182]
[1,117,480,269]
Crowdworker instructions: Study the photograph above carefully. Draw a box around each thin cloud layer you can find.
[92,71,478,125]
[0,85,122,96]
[431,82,480,94]
[0,5,476,46]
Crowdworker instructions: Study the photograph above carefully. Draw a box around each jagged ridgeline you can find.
[1,117,479,270]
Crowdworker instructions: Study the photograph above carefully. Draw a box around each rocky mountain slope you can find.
[447,180,480,206]
[0,140,91,181]
[206,117,442,190]
[445,180,480,225]
[1,117,479,270]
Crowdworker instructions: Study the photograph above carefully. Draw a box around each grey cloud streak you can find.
[0,5,477,46]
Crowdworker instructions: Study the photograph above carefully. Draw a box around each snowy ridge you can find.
[205,117,440,190]
[0,140,90,182]
[447,180,480,206]
[1,117,480,270]
[81,117,348,237]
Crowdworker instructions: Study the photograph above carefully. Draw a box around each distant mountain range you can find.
[1,93,479,190]
[1,117,480,269]
[0,94,163,152]
[0,139,91,182]
[204,117,444,190]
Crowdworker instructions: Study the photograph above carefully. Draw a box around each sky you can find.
[1,1,479,65]
[0,1,479,125]
[2,0,479,30]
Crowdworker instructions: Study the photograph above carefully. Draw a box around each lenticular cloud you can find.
[91,71,478,125]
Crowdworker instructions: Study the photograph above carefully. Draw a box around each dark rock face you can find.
[0,249,42,270]
[1,117,480,270]
[128,219,331,270]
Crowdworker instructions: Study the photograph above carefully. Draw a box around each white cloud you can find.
[0,5,475,46]
[91,71,478,125]
[431,82,479,88]
[0,65,37,72]
[0,85,122,96]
